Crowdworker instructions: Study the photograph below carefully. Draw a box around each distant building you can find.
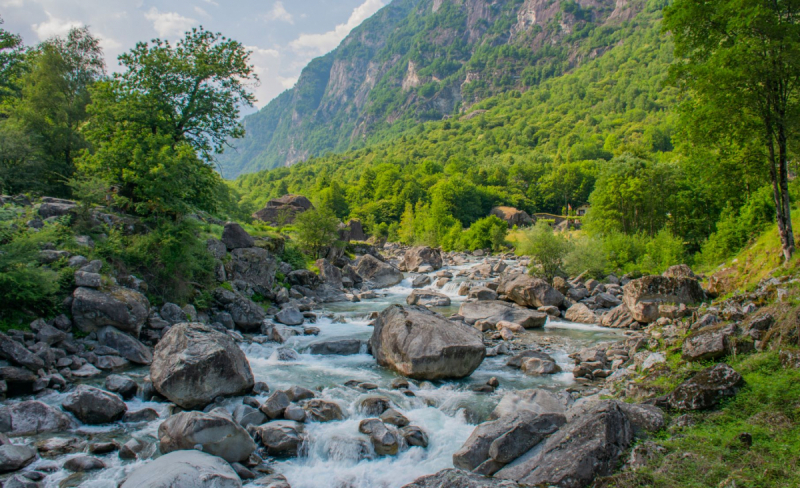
[576,204,590,217]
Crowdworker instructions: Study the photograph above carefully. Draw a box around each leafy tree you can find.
[5,27,104,196]
[294,206,342,259]
[516,221,571,284]
[459,215,508,251]
[77,27,256,217]
[0,16,25,101]
[665,0,800,261]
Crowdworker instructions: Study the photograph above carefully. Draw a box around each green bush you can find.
[457,215,508,251]
[280,242,307,270]
[516,221,572,284]
[563,235,607,278]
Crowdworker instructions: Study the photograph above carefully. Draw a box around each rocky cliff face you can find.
[219,0,641,177]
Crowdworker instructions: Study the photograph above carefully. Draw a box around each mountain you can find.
[218,0,646,178]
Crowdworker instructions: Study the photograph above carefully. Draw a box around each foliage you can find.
[76,27,256,218]
[563,234,607,279]
[0,15,25,101]
[516,221,572,284]
[293,206,342,259]
[456,215,508,252]
[665,0,800,260]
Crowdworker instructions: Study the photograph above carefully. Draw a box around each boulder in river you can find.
[622,275,705,323]
[158,411,256,463]
[0,444,36,473]
[150,323,255,409]
[565,303,598,324]
[0,400,74,436]
[458,301,547,329]
[356,254,403,288]
[370,305,485,380]
[61,385,127,424]
[401,247,443,272]
[308,338,364,355]
[406,289,451,307]
[495,401,633,487]
[252,420,305,457]
[499,274,564,309]
[120,450,242,488]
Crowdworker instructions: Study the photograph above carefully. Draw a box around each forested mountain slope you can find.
[218,0,652,177]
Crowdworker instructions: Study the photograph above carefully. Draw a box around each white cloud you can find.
[290,0,384,55]
[264,1,293,24]
[144,7,196,38]
[1,0,24,8]
[202,0,219,6]
[97,32,121,50]
[194,6,211,18]
[32,11,83,40]
[278,76,298,89]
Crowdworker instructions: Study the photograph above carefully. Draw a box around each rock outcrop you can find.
[370,305,485,380]
[623,275,705,323]
[252,194,313,225]
[661,363,744,411]
[491,207,532,227]
[150,323,255,409]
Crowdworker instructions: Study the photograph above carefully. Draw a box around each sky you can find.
[1,0,387,110]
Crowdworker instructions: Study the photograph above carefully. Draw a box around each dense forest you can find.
[231,3,789,276]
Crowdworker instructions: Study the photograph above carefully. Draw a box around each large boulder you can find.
[458,301,547,329]
[97,326,153,365]
[564,303,598,324]
[71,286,150,336]
[308,338,364,355]
[356,254,403,288]
[252,194,314,225]
[662,363,744,411]
[62,385,127,424]
[0,444,36,473]
[221,222,254,250]
[402,247,443,272]
[226,247,277,295]
[403,469,520,488]
[158,411,256,463]
[151,323,255,409]
[0,401,73,436]
[347,219,368,241]
[453,411,565,472]
[38,199,77,219]
[370,305,485,380]
[120,450,242,488]
[623,275,705,323]
[316,258,343,289]
[491,206,532,228]
[499,274,564,309]
[0,333,44,372]
[496,401,633,487]
[252,420,305,457]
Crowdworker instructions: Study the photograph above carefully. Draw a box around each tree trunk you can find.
[768,130,795,263]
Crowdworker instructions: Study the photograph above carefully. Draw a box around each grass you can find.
[600,349,800,488]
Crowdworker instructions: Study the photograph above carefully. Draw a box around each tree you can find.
[665,0,800,261]
[77,27,256,216]
[294,206,342,259]
[10,27,104,196]
[0,16,25,102]
[516,221,571,284]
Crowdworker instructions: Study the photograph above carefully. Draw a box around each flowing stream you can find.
[10,257,625,488]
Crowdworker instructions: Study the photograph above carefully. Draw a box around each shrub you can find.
[516,221,572,284]
[459,215,508,251]
[563,235,607,278]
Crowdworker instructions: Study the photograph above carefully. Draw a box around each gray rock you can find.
[308,338,363,355]
[565,303,598,324]
[160,303,188,324]
[406,289,451,307]
[31,321,67,346]
[252,420,305,457]
[359,418,399,456]
[370,305,485,380]
[284,403,307,422]
[0,333,44,372]
[286,385,315,401]
[213,289,266,332]
[453,411,564,471]
[124,409,160,423]
[260,390,290,419]
[105,374,138,399]
[71,286,150,337]
[622,275,705,323]
[499,274,564,308]
[227,247,277,295]
[682,324,740,361]
[303,398,344,422]
[495,401,633,487]
[467,287,498,301]
[221,222,255,250]
[402,247,443,272]
[601,304,638,329]
[120,450,242,488]
[62,385,127,425]
[63,455,105,472]
[97,326,153,364]
[458,301,547,329]
[74,270,102,288]
[151,323,254,409]
[411,275,432,288]
[316,258,343,289]
[0,401,73,436]
[663,363,744,411]
[275,307,304,326]
[400,425,429,448]
[356,254,403,288]
[0,444,36,473]
[489,389,572,420]
[158,410,256,463]
[402,469,520,488]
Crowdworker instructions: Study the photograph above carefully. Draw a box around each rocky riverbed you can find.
[1,222,702,488]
